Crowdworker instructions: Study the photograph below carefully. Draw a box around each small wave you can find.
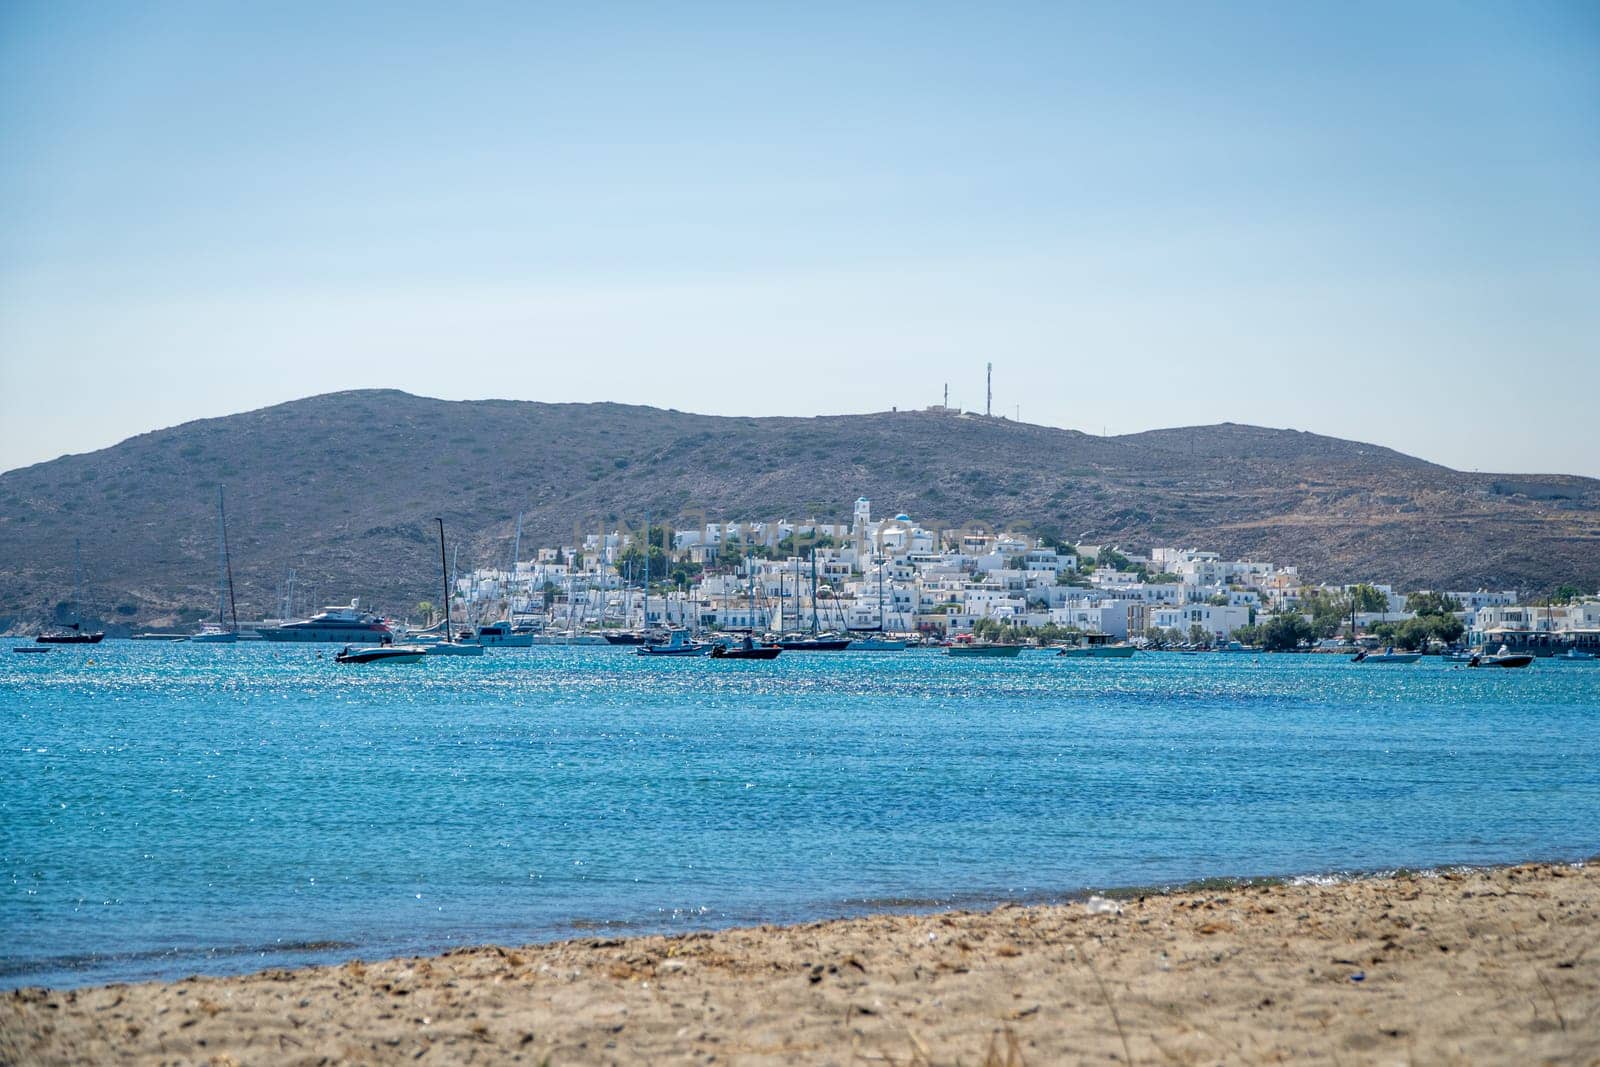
[0,939,359,982]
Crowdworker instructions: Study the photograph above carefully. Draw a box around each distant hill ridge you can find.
[1,390,1596,632]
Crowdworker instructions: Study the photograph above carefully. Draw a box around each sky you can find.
[2,1,1597,477]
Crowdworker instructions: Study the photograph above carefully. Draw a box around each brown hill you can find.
[1,390,1596,632]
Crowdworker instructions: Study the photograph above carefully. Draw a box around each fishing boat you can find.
[257,599,393,643]
[1351,647,1421,664]
[636,629,709,656]
[334,644,427,665]
[37,541,105,644]
[1058,633,1137,658]
[1469,645,1534,669]
[946,642,1024,658]
[1560,647,1596,661]
[191,486,240,642]
[709,636,782,660]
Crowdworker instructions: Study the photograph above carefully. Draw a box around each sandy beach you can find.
[4,861,1596,1065]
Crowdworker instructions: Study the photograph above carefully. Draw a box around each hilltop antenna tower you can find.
[943,383,948,408]
[986,362,992,417]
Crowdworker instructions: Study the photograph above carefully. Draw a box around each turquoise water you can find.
[3,641,1598,989]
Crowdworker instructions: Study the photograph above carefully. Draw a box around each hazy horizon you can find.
[3,2,1597,477]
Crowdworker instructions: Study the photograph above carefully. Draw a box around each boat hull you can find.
[1472,654,1535,669]
[1057,645,1136,658]
[36,632,105,644]
[423,642,485,656]
[257,626,393,643]
[946,644,1024,658]
[775,638,853,652]
[710,645,782,660]
[335,645,427,664]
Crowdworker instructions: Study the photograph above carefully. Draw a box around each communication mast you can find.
[986,362,992,417]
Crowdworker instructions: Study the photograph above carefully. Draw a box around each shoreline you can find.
[10,852,1597,995]
[5,860,1597,1065]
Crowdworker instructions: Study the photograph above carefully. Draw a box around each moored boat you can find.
[1057,632,1137,658]
[851,636,907,651]
[190,486,240,643]
[36,623,105,645]
[774,633,854,651]
[709,636,782,660]
[946,642,1023,658]
[38,540,104,644]
[334,644,427,665]
[1351,647,1421,664]
[471,620,534,648]
[257,599,393,643]
[1469,645,1535,669]
[637,629,709,656]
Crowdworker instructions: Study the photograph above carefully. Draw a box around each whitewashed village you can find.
[411,496,1600,656]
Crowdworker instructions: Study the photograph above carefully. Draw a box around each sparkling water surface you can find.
[3,641,1597,989]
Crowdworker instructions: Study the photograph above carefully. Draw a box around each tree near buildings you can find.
[1349,584,1390,613]
[1405,591,1463,616]
[1259,613,1314,651]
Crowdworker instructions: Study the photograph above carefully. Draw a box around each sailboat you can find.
[775,550,852,651]
[852,559,906,651]
[423,518,484,656]
[192,486,240,642]
[37,539,105,644]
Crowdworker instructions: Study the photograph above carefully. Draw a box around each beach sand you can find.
[3,862,1597,1065]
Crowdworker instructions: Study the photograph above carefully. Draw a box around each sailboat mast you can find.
[437,519,452,642]
[878,559,886,632]
[215,488,228,628]
[72,538,87,627]
[220,486,239,632]
[810,548,819,634]
[508,511,523,620]
[642,513,650,631]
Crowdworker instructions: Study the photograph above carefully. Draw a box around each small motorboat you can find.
[636,630,710,656]
[1561,648,1595,661]
[1351,647,1421,664]
[1468,645,1534,669]
[709,637,782,660]
[335,644,427,664]
[946,643,1024,658]
[12,646,51,654]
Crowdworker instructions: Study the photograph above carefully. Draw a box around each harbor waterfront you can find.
[3,641,1597,992]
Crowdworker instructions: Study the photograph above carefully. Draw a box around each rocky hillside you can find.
[2,390,1596,632]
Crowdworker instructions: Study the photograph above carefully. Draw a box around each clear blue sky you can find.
[3,1,1597,476]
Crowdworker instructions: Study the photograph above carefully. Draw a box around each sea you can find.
[3,641,1597,990]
